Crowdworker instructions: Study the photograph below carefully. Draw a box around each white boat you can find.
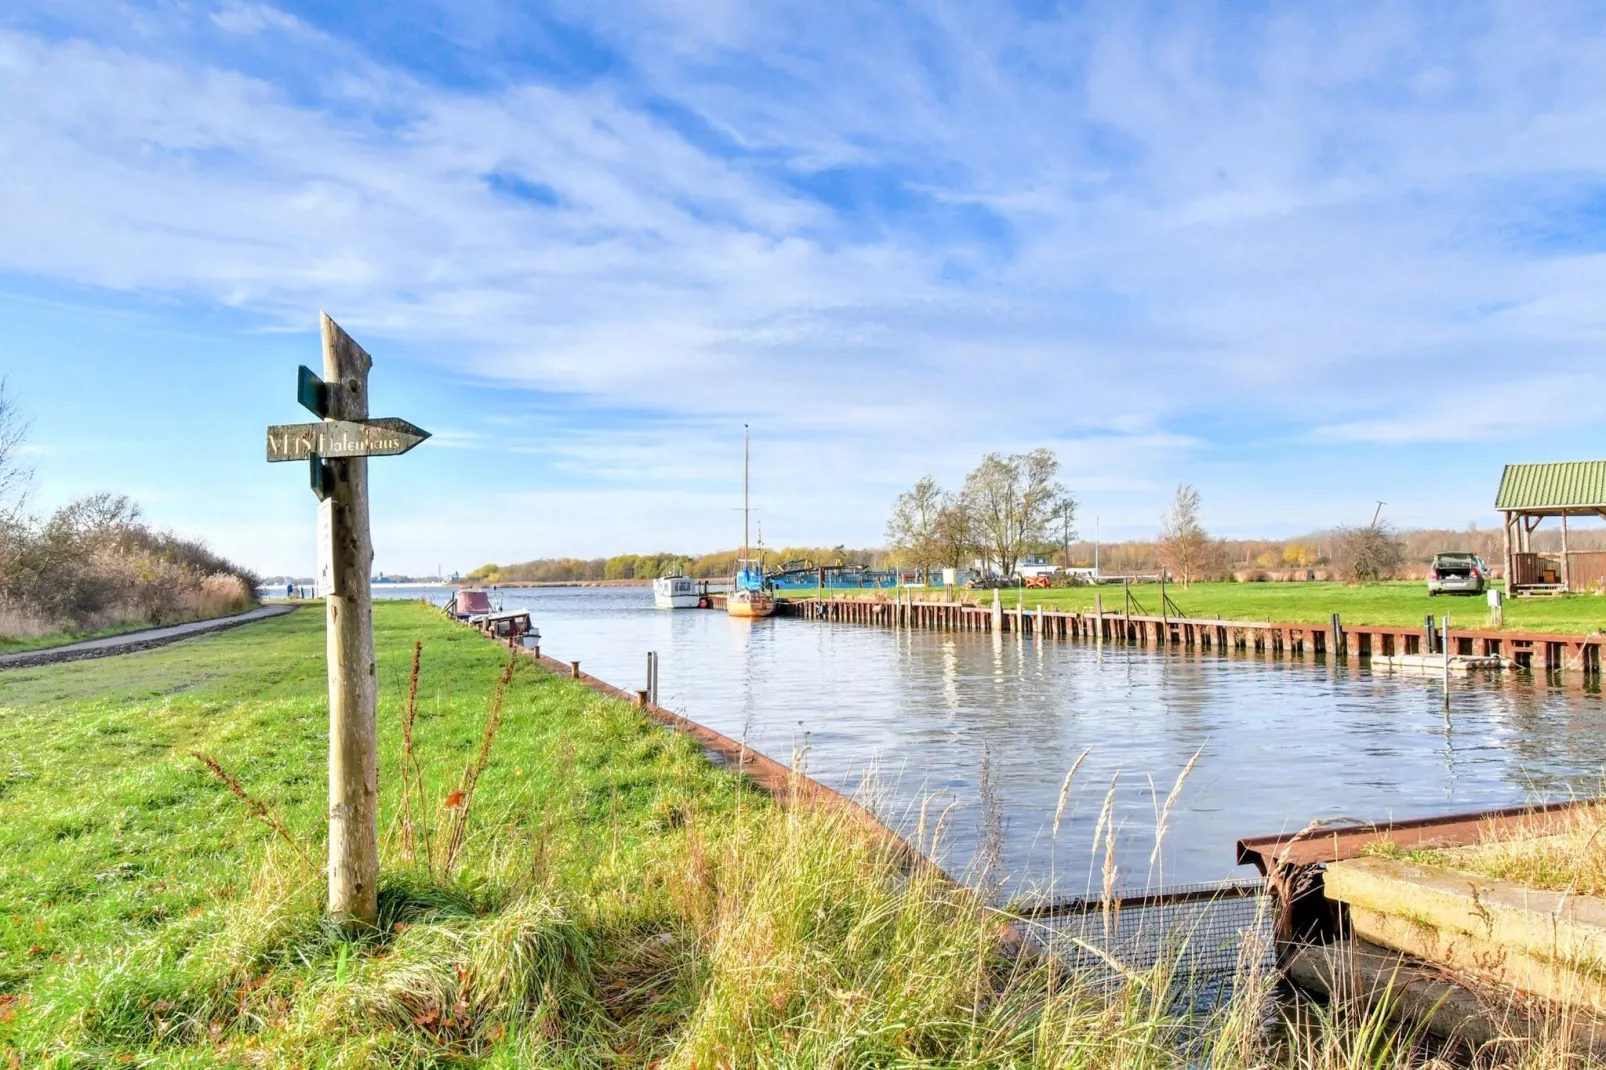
[653,575,700,609]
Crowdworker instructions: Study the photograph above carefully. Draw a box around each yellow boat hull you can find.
[726,590,775,618]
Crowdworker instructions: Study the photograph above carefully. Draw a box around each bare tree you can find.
[885,475,945,569]
[1333,516,1405,583]
[962,449,1071,578]
[0,379,32,520]
[932,491,980,570]
[1156,484,1214,587]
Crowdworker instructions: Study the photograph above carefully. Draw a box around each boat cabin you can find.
[479,610,535,643]
[446,589,494,620]
[1496,461,1606,595]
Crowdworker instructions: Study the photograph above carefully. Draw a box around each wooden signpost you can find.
[266,312,430,929]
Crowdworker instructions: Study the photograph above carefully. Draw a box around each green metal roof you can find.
[1495,461,1606,511]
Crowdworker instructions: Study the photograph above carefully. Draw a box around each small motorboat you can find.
[446,588,494,620]
[478,609,538,646]
[653,575,699,609]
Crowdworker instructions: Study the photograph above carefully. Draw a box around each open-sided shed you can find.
[1495,461,1606,595]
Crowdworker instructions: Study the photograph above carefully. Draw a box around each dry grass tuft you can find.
[1414,805,1606,896]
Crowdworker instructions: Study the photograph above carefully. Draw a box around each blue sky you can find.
[4,0,1606,575]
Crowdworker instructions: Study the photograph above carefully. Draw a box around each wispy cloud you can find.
[5,1,1606,565]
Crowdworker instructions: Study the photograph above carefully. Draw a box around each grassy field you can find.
[1,599,1579,1067]
[784,580,1606,634]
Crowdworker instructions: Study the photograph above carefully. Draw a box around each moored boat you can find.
[653,575,699,609]
[727,561,775,618]
[446,588,494,621]
[726,424,775,619]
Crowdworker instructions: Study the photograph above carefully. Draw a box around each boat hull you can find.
[726,590,775,618]
[654,591,701,609]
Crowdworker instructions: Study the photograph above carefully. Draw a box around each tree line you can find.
[886,458,1517,586]
[466,545,885,585]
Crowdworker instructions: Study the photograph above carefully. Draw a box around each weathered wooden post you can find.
[1442,615,1451,701]
[266,312,430,930]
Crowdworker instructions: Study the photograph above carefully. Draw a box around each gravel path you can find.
[0,604,297,670]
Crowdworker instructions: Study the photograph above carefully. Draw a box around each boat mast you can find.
[743,423,750,560]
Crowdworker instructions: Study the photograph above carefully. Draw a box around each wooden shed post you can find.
[1502,512,1513,596]
[1562,512,1572,592]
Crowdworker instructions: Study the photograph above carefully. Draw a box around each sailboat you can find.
[726,424,776,619]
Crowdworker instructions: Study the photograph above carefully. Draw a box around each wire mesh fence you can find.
[1011,878,1273,1013]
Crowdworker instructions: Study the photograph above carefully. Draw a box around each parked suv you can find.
[1427,552,1488,596]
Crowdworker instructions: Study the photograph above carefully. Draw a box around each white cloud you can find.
[5,0,1606,567]
[210,2,306,36]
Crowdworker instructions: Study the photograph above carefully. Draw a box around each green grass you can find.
[0,600,1578,1067]
[784,580,1606,634]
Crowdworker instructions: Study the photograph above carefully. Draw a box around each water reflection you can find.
[381,586,1606,899]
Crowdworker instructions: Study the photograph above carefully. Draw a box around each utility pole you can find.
[1061,500,1071,568]
[266,312,430,931]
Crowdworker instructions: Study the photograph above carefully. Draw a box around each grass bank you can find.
[0,600,1578,1066]
[783,580,1606,634]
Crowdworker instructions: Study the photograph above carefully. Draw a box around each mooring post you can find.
[991,587,1002,632]
[1094,591,1104,644]
[320,315,378,931]
[1424,613,1435,653]
[1329,613,1342,661]
[570,660,581,679]
[1442,615,1451,700]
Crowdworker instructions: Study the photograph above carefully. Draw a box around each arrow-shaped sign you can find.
[266,418,431,462]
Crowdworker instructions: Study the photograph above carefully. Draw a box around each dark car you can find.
[1427,552,1488,596]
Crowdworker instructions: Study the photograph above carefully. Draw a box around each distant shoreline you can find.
[478,579,655,588]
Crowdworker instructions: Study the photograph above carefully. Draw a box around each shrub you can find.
[1331,522,1406,584]
[0,493,258,637]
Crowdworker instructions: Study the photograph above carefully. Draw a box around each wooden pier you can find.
[762,595,1604,675]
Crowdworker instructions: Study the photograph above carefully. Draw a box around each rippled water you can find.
[377,585,1606,900]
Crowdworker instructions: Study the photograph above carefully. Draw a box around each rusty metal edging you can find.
[1011,879,1262,920]
[1235,798,1598,873]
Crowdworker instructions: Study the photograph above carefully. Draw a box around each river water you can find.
[376,585,1606,901]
